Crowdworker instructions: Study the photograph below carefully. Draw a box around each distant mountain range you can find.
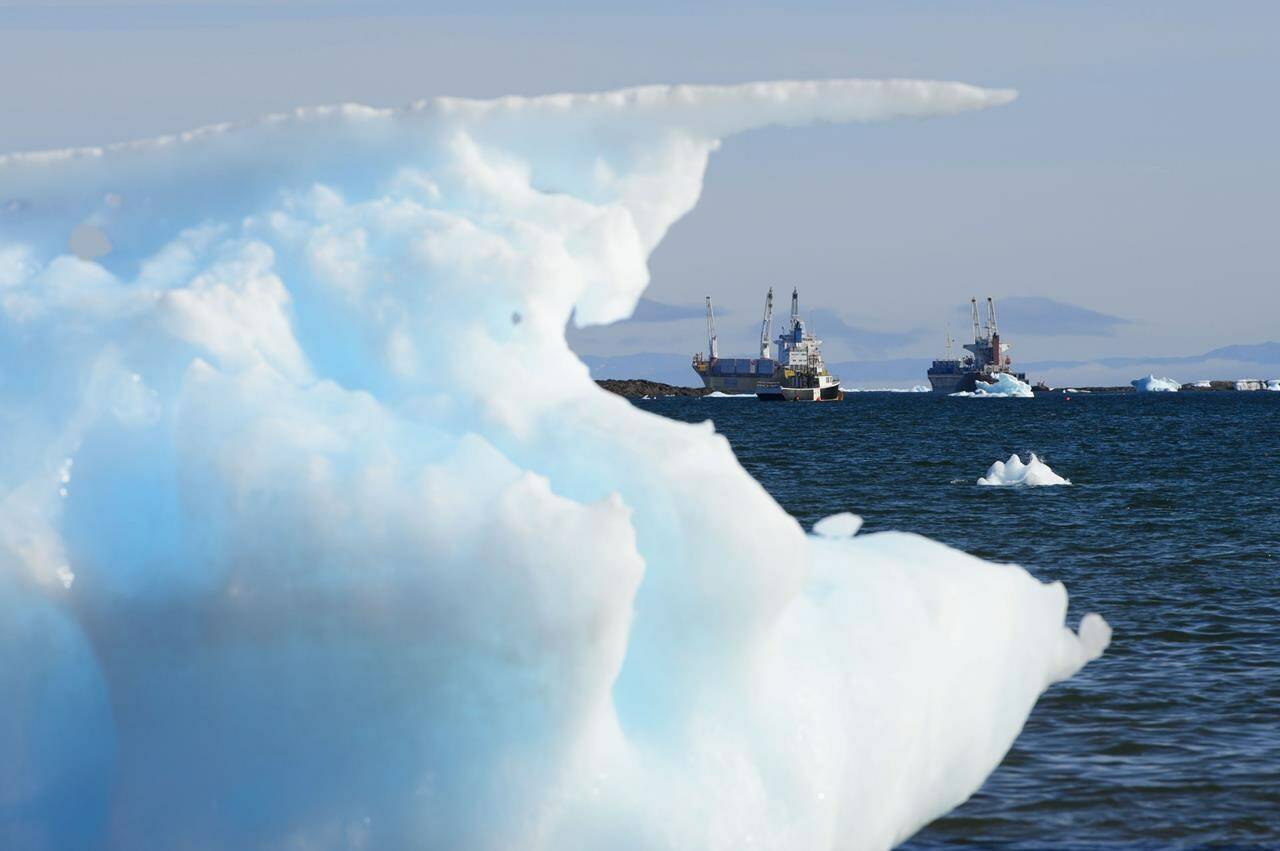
[1020,342,1280,370]
[580,342,1280,389]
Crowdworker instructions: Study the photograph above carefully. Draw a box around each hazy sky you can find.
[3,0,1276,366]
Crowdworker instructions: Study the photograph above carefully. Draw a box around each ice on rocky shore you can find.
[1132,374,1181,392]
[0,79,1110,850]
[978,453,1072,487]
[951,372,1034,398]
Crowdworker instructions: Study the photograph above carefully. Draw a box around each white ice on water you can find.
[843,385,932,393]
[978,453,1072,487]
[950,372,1035,398]
[1132,374,1181,392]
[0,80,1109,850]
[1267,380,1280,392]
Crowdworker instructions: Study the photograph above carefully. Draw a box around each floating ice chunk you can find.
[0,79,1113,850]
[1131,374,1180,392]
[1078,612,1113,660]
[813,511,863,538]
[950,372,1034,398]
[703,390,755,397]
[1267,379,1280,392]
[977,453,1071,487]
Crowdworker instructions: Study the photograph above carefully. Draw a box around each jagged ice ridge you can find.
[0,80,1110,850]
[978,453,1072,487]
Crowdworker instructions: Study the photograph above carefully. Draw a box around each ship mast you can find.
[790,287,800,326]
[705,296,719,360]
[759,287,774,360]
[987,297,1002,368]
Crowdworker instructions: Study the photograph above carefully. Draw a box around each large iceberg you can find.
[978,453,1072,487]
[1132,374,1181,392]
[950,372,1035,398]
[0,80,1109,850]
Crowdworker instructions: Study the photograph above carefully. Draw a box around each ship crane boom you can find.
[705,296,719,360]
[759,287,774,359]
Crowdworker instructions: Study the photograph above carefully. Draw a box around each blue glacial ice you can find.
[1132,374,1181,392]
[0,80,1109,850]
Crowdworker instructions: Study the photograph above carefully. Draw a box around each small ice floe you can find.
[950,372,1034,398]
[813,512,863,538]
[702,391,754,398]
[1131,374,1180,392]
[977,453,1071,487]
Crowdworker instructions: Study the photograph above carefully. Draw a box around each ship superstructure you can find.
[927,297,1027,393]
[756,288,843,401]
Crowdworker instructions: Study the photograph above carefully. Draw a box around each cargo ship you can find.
[691,287,841,400]
[927,297,1027,393]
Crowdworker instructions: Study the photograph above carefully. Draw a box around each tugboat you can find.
[927,297,1027,393]
[756,288,843,401]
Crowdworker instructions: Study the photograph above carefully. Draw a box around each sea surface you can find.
[637,391,1280,849]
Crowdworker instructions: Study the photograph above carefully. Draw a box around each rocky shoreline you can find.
[596,379,710,398]
[598,378,1277,398]
[1050,380,1277,394]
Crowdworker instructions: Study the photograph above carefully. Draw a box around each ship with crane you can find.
[691,287,842,401]
[926,297,1028,393]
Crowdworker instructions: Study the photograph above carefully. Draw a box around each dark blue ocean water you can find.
[638,391,1280,849]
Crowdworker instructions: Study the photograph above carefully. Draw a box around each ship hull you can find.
[756,386,786,401]
[927,371,1029,394]
[692,358,778,394]
[695,372,772,394]
[780,384,843,401]
[758,377,843,401]
[927,372,977,394]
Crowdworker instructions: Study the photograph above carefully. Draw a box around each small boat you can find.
[757,372,843,402]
